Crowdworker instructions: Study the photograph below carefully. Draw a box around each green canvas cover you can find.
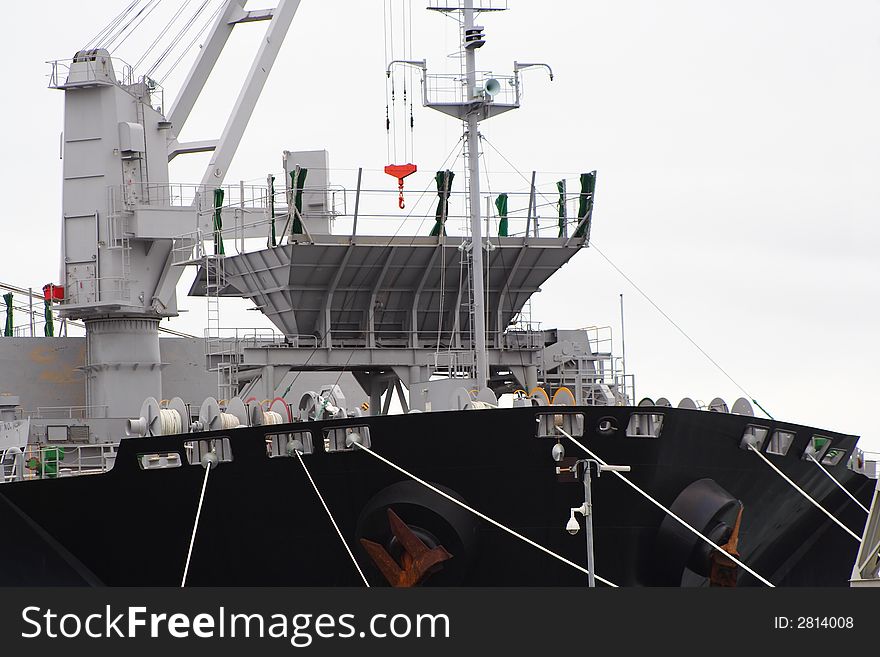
[213,188,225,255]
[290,168,308,235]
[574,171,596,238]
[495,193,509,237]
[430,170,455,237]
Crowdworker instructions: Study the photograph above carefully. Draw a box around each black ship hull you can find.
[0,406,871,587]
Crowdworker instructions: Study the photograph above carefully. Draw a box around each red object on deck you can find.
[384,163,418,209]
[42,284,64,301]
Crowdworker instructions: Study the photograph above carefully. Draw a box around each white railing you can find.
[33,405,110,420]
[204,327,290,352]
[47,56,166,109]
[1,443,118,483]
[424,72,519,107]
[112,164,593,252]
[427,1,510,13]
[47,55,133,88]
[582,325,614,357]
[432,350,476,378]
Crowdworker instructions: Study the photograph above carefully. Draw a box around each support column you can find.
[84,317,162,418]
[369,375,384,417]
[263,364,275,401]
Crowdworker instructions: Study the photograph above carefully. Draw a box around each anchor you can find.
[709,503,744,587]
[384,163,417,209]
[359,508,452,587]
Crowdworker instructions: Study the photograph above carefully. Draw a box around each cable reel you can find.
[196,397,241,432]
[127,396,189,437]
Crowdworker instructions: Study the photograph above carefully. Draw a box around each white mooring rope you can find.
[181,460,212,587]
[351,442,619,587]
[263,410,283,425]
[748,445,862,542]
[807,453,870,514]
[219,412,240,430]
[158,408,182,435]
[294,450,370,587]
[556,428,775,587]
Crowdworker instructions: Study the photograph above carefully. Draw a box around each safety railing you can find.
[33,405,109,420]
[47,56,165,109]
[63,275,131,306]
[48,55,133,88]
[114,181,348,216]
[1,443,118,483]
[115,182,269,210]
[204,329,318,364]
[423,72,519,107]
[199,327,547,353]
[432,350,476,378]
[582,326,614,357]
[502,329,545,350]
[204,327,293,353]
[156,169,593,254]
[313,329,547,352]
[427,0,509,10]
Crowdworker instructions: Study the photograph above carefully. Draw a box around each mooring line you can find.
[351,441,618,587]
[748,445,861,542]
[806,453,869,514]
[181,460,212,588]
[557,428,775,587]
[294,449,370,587]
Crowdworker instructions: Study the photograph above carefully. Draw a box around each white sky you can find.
[1,0,878,448]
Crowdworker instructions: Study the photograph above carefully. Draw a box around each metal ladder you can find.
[203,250,239,401]
[106,187,132,302]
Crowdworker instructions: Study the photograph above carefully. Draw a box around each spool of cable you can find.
[465,400,496,411]
[219,412,240,430]
[263,410,283,425]
[158,408,182,435]
[530,387,551,406]
[168,397,190,433]
[248,403,284,426]
[127,397,189,436]
[225,397,250,428]
[127,397,160,436]
[198,397,242,432]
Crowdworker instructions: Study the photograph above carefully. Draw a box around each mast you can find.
[389,1,552,391]
[462,0,489,388]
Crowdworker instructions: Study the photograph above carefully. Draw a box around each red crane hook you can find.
[384,163,417,209]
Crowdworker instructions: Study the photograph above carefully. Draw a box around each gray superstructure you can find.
[2,0,625,449]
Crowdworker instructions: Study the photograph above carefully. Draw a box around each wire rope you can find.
[480,134,774,419]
